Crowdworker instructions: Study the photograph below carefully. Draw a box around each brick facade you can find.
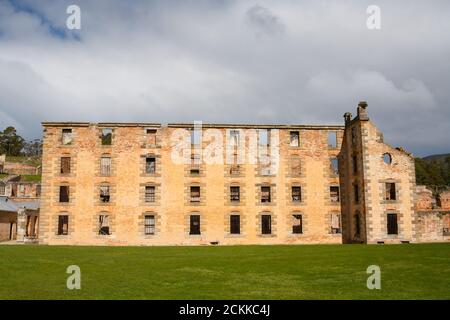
[37,103,439,246]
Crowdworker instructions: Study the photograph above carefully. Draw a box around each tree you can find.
[23,138,43,157]
[0,126,25,156]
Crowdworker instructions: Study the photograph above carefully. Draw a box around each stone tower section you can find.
[339,102,416,243]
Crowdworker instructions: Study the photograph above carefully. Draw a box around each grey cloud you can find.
[245,4,285,36]
[0,0,449,157]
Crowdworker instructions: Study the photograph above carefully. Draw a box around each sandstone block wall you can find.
[339,103,416,244]
[39,122,345,245]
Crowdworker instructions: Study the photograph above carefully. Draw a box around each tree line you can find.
[415,157,450,192]
[0,126,42,157]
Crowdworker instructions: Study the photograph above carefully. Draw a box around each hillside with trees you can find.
[415,155,450,192]
[0,126,42,157]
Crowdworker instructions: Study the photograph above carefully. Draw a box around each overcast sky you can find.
[0,0,449,157]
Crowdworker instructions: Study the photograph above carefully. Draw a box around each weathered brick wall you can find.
[9,182,40,199]
[415,186,434,210]
[414,211,450,242]
[340,103,416,244]
[3,162,39,175]
[441,191,450,210]
[0,212,16,241]
[39,123,345,245]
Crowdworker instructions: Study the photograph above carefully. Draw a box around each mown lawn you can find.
[0,244,449,300]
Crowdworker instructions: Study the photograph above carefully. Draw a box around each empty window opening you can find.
[145,186,155,203]
[383,153,392,165]
[261,215,272,235]
[330,213,341,234]
[189,215,201,235]
[292,214,302,234]
[190,129,201,146]
[259,129,270,146]
[229,130,240,147]
[11,184,17,197]
[328,131,337,148]
[60,157,71,174]
[101,156,111,176]
[291,186,302,202]
[59,186,69,203]
[261,186,271,203]
[0,183,5,196]
[190,186,200,202]
[18,184,25,197]
[351,127,357,146]
[100,185,110,203]
[144,215,155,235]
[146,129,157,146]
[354,213,361,237]
[101,128,112,145]
[58,215,69,235]
[387,213,398,235]
[330,186,340,202]
[290,131,300,147]
[145,157,156,174]
[354,184,359,203]
[190,167,200,175]
[385,183,397,201]
[36,185,41,197]
[98,215,110,235]
[230,215,240,234]
[230,186,240,202]
[291,156,302,176]
[62,129,73,145]
[331,158,339,175]
[352,155,358,174]
[25,216,38,237]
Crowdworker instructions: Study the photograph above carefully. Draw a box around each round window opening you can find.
[383,153,392,165]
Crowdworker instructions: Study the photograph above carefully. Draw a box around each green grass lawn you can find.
[19,174,41,182]
[5,155,41,167]
[0,244,449,300]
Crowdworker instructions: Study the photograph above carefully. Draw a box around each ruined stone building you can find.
[32,102,448,245]
[414,186,450,242]
[0,175,41,242]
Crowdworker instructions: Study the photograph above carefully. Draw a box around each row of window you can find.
[57,213,342,236]
[58,182,398,205]
[353,212,399,237]
[352,182,397,204]
[57,212,402,237]
[0,183,41,197]
[59,155,340,176]
[57,185,341,204]
[61,128,340,149]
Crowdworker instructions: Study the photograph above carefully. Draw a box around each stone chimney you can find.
[357,101,369,120]
[343,112,352,125]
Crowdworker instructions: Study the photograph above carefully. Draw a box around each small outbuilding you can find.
[0,196,40,243]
